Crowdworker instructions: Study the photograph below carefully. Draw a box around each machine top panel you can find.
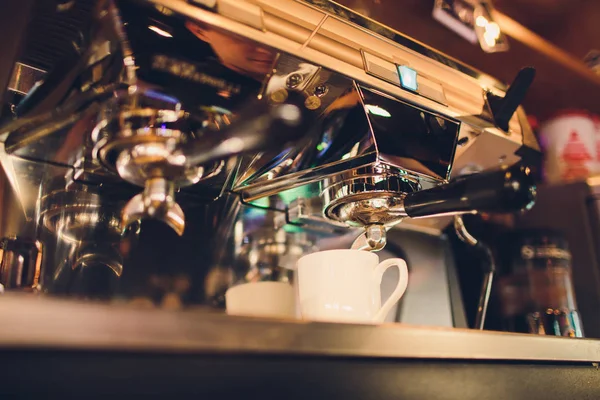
[298,0,505,91]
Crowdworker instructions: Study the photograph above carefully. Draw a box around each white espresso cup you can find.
[225,281,296,319]
[297,249,408,324]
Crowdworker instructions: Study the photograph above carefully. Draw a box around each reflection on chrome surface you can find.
[0,0,537,303]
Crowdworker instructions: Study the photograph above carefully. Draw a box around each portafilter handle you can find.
[403,164,536,218]
[170,92,312,167]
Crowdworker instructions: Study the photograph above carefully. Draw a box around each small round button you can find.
[304,95,321,110]
[314,84,329,97]
[286,73,303,88]
[270,88,289,103]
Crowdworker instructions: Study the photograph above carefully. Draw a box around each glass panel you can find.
[359,85,459,180]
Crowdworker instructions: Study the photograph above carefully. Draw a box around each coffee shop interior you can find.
[1,0,600,398]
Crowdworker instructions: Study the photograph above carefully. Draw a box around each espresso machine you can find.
[4,2,600,399]
[0,0,538,312]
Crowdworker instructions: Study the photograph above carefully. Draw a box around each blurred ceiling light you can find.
[486,22,501,39]
[432,0,508,53]
[475,15,488,27]
[483,30,497,47]
[148,25,173,38]
[474,3,509,53]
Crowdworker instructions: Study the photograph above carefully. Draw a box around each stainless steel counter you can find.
[1,294,599,363]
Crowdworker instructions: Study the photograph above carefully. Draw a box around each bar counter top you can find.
[0,294,598,363]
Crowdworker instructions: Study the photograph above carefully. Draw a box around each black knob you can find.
[404,164,536,218]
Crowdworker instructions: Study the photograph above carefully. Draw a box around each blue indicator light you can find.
[398,65,418,92]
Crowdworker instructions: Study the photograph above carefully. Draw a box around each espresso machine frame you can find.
[0,1,597,398]
[0,0,537,300]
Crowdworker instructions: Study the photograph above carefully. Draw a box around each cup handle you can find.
[372,258,408,323]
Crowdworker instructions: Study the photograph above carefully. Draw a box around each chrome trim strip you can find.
[300,13,328,50]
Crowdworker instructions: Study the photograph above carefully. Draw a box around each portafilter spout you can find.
[122,177,185,236]
[350,164,536,251]
[351,225,387,252]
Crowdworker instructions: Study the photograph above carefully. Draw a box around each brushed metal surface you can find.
[0,294,598,362]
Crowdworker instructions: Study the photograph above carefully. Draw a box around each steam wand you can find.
[454,215,495,330]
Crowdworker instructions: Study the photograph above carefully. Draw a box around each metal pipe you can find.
[453,215,496,330]
[474,247,495,331]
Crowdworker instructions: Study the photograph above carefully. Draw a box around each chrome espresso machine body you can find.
[0,0,538,305]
